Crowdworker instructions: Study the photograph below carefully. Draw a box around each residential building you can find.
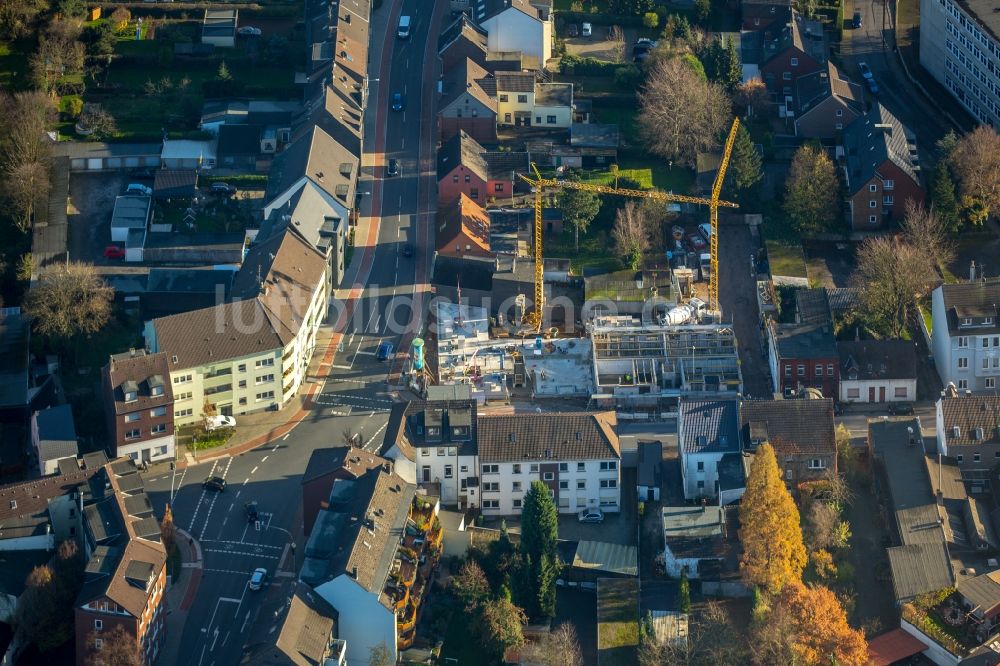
[438,15,489,73]
[919,0,1000,127]
[437,130,490,206]
[301,466,439,665]
[477,412,621,515]
[217,124,266,172]
[202,9,237,47]
[767,320,839,398]
[0,308,30,416]
[474,0,552,65]
[494,73,572,128]
[31,404,78,476]
[151,170,198,201]
[436,194,493,259]
[482,150,530,201]
[637,441,662,502]
[793,61,863,138]
[75,458,168,666]
[930,277,1000,392]
[160,139,217,171]
[102,350,176,465]
[144,227,329,427]
[678,399,741,500]
[935,389,1000,491]
[758,13,825,102]
[837,340,918,403]
[739,398,837,490]
[842,103,924,230]
[140,267,234,320]
[438,58,498,144]
[241,582,346,665]
[110,196,151,244]
[566,123,620,168]
[741,0,793,31]
[661,505,726,578]
[301,447,385,536]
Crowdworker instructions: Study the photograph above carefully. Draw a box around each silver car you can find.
[578,508,604,523]
[249,567,267,591]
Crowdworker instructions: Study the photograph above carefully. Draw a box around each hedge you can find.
[560,53,635,77]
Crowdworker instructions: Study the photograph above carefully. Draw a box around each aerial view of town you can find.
[0,0,999,664]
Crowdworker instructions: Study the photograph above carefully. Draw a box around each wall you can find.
[849,165,924,231]
[414,448,476,506]
[438,94,496,145]
[478,458,621,515]
[496,91,535,125]
[681,451,728,500]
[662,547,719,579]
[74,605,139,666]
[761,47,820,97]
[531,103,572,129]
[777,356,839,398]
[438,166,488,207]
[483,10,545,63]
[900,618,961,666]
[840,377,917,402]
[316,576,396,666]
[0,534,53,552]
[931,288,952,386]
[795,96,859,139]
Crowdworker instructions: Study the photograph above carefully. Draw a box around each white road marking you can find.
[201,540,283,550]
[332,364,352,369]
[282,434,289,441]
[364,419,391,452]
[272,443,280,451]
[203,549,280,560]
[261,456,268,463]
[198,458,233,540]
[187,460,219,531]
[243,478,250,486]
[251,466,258,475]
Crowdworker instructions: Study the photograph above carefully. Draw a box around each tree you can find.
[559,177,601,252]
[784,144,840,236]
[638,56,730,167]
[730,124,762,205]
[217,60,232,80]
[478,596,527,657]
[805,502,851,551]
[900,200,955,270]
[29,20,85,93]
[16,565,72,652]
[83,20,116,56]
[695,0,710,22]
[677,570,691,613]
[757,581,869,666]
[949,126,1000,224]
[161,504,177,554]
[639,601,749,666]
[5,161,51,233]
[852,236,936,338]
[23,262,114,341]
[643,12,660,28]
[85,625,142,666]
[809,549,837,580]
[739,443,807,594]
[110,7,132,33]
[56,0,87,18]
[608,25,626,63]
[78,105,117,140]
[612,201,651,270]
[16,253,34,282]
[680,53,707,81]
[930,162,961,232]
[452,559,490,609]
[367,642,393,666]
[520,481,559,618]
[520,623,583,666]
[720,38,742,91]
[0,91,54,173]
[0,0,47,40]
[735,78,769,117]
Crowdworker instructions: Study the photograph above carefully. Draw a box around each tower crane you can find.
[518,118,741,332]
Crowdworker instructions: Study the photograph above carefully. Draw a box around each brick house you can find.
[740,398,837,491]
[843,103,924,230]
[794,61,863,139]
[301,446,386,536]
[482,150,530,202]
[759,13,825,103]
[767,321,840,399]
[101,350,176,465]
[437,194,493,259]
[741,0,792,31]
[438,130,514,206]
[438,14,488,72]
[438,58,498,144]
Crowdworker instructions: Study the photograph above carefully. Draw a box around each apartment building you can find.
[101,350,176,465]
[931,277,1000,392]
[919,0,1000,127]
[935,388,1000,491]
[144,227,328,427]
[678,399,741,500]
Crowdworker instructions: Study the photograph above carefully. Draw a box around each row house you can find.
[101,350,176,466]
[437,130,529,206]
[793,61,864,139]
[438,14,489,73]
[741,0,793,32]
[837,340,918,403]
[474,0,552,65]
[438,58,498,145]
[489,72,573,129]
[767,320,840,399]
[436,194,494,260]
[935,388,1000,492]
[758,13,826,105]
[931,277,1000,392]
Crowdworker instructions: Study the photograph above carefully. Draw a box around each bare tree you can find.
[639,601,748,666]
[805,501,850,552]
[23,262,114,340]
[4,161,51,233]
[78,104,117,140]
[521,623,583,666]
[612,201,652,270]
[0,91,53,172]
[85,625,142,666]
[29,19,85,93]
[735,78,769,118]
[852,236,937,338]
[638,57,730,167]
[607,25,626,63]
[900,200,955,271]
[949,125,1000,224]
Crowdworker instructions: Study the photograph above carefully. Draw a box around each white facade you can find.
[480,7,552,65]
[263,178,351,229]
[679,449,730,500]
[840,377,916,403]
[414,446,479,507]
[478,459,621,516]
[314,576,396,666]
[116,432,176,466]
[931,285,1000,392]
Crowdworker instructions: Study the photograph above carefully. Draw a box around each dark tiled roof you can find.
[302,447,385,484]
[637,441,662,487]
[483,151,530,180]
[266,125,357,207]
[739,398,836,456]
[939,394,1000,448]
[795,60,862,116]
[152,170,198,199]
[794,288,831,325]
[679,399,741,454]
[478,412,620,463]
[495,71,536,93]
[534,83,572,106]
[886,542,953,602]
[475,0,542,23]
[571,123,620,149]
[437,130,488,182]
[103,350,174,416]
[217,124,262,158]
[33,405,78,463]
[938,278,1000,336]
[0,466,100,538]
[388,397,480,459]
[843,103,921,193]
[438,14,488,55]
[838,340,917,381]
[773,322,838,360]
[275,582,338,665]
[440,58,497,113]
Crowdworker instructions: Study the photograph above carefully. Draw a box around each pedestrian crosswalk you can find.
[311,393,393,414]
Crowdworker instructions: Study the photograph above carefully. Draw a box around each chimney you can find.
[971,260,977,282]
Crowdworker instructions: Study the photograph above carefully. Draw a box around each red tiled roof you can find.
[867,628,927,665]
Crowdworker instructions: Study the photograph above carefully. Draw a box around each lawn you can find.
[592,104,639,142]
[155,200,254,234]
[545,213,623,274]
[597,579,639,666]
[765,240,808,279]
[441,608,495,665]
[0,41,29,91]
[579,158,695,193]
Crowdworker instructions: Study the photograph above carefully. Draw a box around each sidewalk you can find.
[159,528,203,666]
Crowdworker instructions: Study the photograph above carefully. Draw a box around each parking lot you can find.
[562,24,640,61]
[557,507,635,546]
[68,172,129,267]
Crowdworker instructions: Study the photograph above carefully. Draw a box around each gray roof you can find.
[478,412,620,463]
[887,543,953,601]
[475,0,542,24]
[843,103,921,193]
[146,268,233,297]
[259,180,344,253]
[437,130,488,183]
[959,0,1000,44]
[937,278,1000,336]
[838,340,918,381]
[33,405,78,463]
[438,13,488,54]
[794,288,831,325]
[795,61,862,116]
[637,441,662,488]
[773,322,837,360]
[939,393,1000,448]
[0,311,29,408]
[662,505,725,560]
[111,196,150,231]
[679,399,741,455]
[271,582,339,665]
[265,125,357,208]
[571,540,638,577]
[217,124,262,158]
[534,83,572,107]
[958,570,1000,616]
[571,123,620,149]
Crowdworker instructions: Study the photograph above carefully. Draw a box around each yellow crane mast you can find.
[519,119,740,331]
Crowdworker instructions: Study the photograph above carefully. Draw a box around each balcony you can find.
[204,367,232,380]
[388,498,443,650]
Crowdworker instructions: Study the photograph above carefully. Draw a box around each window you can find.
[517,94,527,103]
[513,499,522,509]
[785,365,792,378]
[255,358,274,368]
[835,123,843,130]
[512,481,522,492]
[150,406,166,418]
[460,465,468,473]
[125,412,141,423]
[151,423,166,435]
[237,364,246,372]
[894,386,908,398]
[836,109,844,117]
[444,465,453,479]
[577,462,585,472]
[985,338,992,349]
[95,638,103,650]
[483,464,499,474]
[176,392,192,401]
[256,391,275,401]
[783,71,791,80]
[495,183,504,192]
[437,448,445,456]
[483,500,499,509]
[988,378,997,389]
[600,479,617,488]
[530,464,539,473]
[827,364,834,376]
[499,94,508,102]
[547,115,557,124]
[986,358,992,369]
[883,196,894,206]
[958,337,969,347]
[559,463,568,472]
[959,357,969,369]
[175,408,193,418]
[958,379,969,389]
[256,374,274,385]
[697,481,705,489]
[504,113,511,123]
[577,480,586,489]
[238,380,247,389]
[600,461,617,471]
[869,199,877,208]
[957,454,965,463]
[807,459,827,470]
[847,388,860,398]
[464,174,470,183]
[883,179,895,190]
[94,620,103,630]
[452,175,458,183]
[785,469,793,480]
[560,480,569,489]
[513,464,521,474]
[869,215,877,224]
[543,472,554,481]
[790,57,799,66]
[697,461,705,471]
[815,364,823,376]
[173,374,192,384]
[420,448,429,457]
[798,364,805,376]
[470,188,478,199]
[974,453,982,463]
[126,429,141,440]
[124,390,137,403]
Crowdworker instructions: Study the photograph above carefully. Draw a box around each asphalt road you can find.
[142,1,444,663]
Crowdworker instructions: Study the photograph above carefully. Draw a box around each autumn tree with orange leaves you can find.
[739,443,807,594]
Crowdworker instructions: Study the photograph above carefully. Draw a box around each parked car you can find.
[126,183,152,196]
[103,245,126,260]
[211,182,237,195]
[698,223,713,242]
[687,232,706,251]
[866,77,879,94]
[401,243,414,257]
[377,342,394,361]
[245,502,259,523]
[852,11,862,28]
[581,22,592,37]
[130,167,155,179]
[858,62,873,80]
[238,26,262,36]
[206,415,236,431]
[387,158,399,177]
[203,476,227,492]
[566,24,579,37]
[889,402,914,415]
[249,567,267,591]
[391,92,405,112]
[578,508,604,523]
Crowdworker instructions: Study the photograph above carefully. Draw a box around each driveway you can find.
[68,172,126,266]
[558,507,635,546]
[563,25,639,62]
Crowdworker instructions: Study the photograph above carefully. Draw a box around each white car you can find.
[578,508,604,523]
[205,415,236,431]
[249,567,267,591]
[581,22,592,37]
[698,223,713,242]
[858,62,873,80]
[126,183,152,196]
[238,26,262,36]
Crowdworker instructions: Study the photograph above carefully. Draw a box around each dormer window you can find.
[986,317,994,325]
[963,317,973,325]
[150,386,163,397]
[125,391,137,403]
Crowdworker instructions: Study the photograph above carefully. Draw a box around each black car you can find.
[203,476,227,492]
[387,158,399,177]
[401,243,414,257]
[245,501,259,523]
[852,10,862,28]
[391,92,404,112]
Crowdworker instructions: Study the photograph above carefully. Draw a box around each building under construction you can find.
[588,316,743,408]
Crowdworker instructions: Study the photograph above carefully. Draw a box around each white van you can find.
[397,16,411,39]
